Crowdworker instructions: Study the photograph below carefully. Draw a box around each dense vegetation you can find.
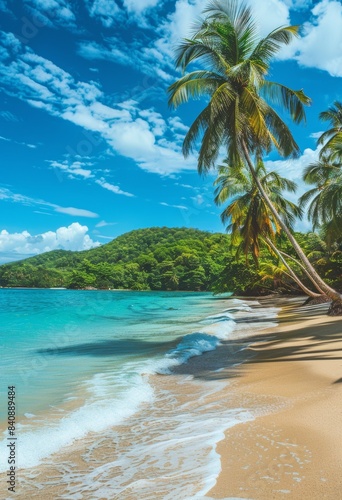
[0,227,341,294]
[168,0,342,313]
[2,3,341,303]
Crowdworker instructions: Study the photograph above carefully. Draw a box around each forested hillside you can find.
[0,227,341,294]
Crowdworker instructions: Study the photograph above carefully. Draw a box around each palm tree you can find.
[214,161,300,258]
[214,161,320,297]
[318,101,342,162]
[300,102,342,253]
[168,0,342,309]
[258,260,312,296]
[300,158,342,229]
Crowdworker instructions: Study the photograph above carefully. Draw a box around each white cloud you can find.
[78,38,173,81]
[0,111,18,122]
[85,0,121,27]
[0,223,100,262]
[191,194,204,205]
[153,0,342,79]
[293,0,342,77]
[248,0,291,36]
[78,39,132,66]
[48,157,135,198]
[0,187,99,218]
[309,131,324,139]
[95,220,117,228]
[48,160,94,179]
[95,178,135,197]
[23,0,77,30]
[160,201,188,210]
[54,207,98,217]
[0,33,197,175]
[122,0,160,14]
[264,145,320,232]
[265,146,320,184]
[0,134,37,148]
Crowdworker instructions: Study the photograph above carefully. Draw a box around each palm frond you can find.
[168,71,225,108]
[262,81,310,124]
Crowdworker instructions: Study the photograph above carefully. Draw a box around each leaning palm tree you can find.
[215,161,301,260]
[214,161,320,298]
[259,260,310,296]
[300,158,342,229]
[168,0,342,311]
[318,101,342,162]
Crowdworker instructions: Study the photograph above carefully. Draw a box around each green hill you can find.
[2,226,338,294]
[0,227,249,292]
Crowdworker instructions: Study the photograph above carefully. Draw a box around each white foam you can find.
[0,374,154,471]
[1,296,280,483]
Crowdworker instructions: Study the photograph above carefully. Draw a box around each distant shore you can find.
[206,298,342,498]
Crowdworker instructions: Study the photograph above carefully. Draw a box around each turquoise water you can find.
[0,289,279,498]
[0,289,231,422]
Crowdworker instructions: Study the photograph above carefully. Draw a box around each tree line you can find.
[0,227,340,295]
[167,0,342,314]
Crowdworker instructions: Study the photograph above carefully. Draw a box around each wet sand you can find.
[206,298,342,499]
[1,297,342,499]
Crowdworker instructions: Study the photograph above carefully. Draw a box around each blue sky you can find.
[0,0,341,263]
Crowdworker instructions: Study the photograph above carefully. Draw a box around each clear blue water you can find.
[0,289,232,422]
[0,289,279,498]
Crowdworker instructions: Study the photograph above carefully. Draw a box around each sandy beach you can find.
[206,298,342,499]
[1,295,342,499]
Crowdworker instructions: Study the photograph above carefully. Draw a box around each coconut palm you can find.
[300,159,342,226]
[168,0,342,309]
[214,160,320,297]
[318,101,342,162]
[264,238,320,298]
[214,160,301,261]
[258,260,311,296]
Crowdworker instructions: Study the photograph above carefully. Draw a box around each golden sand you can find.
[1,298,341,499]
[209,300,342,499]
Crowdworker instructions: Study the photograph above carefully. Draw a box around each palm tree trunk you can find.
[241,140,342,304]
[264,237,321,298]
[278,250,326,295]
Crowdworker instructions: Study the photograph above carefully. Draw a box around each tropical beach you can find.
[1,292,341,498]
[207,299,342,499]
[1,0,342,498]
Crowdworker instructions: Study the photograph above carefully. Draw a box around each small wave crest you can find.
[0,297,279,475]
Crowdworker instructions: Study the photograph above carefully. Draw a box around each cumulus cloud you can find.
[264,145,321,225]
[262,146,321,231]
[0,223,100,263]
[0,33,196,175]
[85,0,121,27]
[153,0,342,78]
[22,0,77,30]
[292,0,342,77]
[0,187,99,218]
[123,0,160,13]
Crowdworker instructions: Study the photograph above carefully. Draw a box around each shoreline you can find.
[207,298,342,499]
[1,294,341,498]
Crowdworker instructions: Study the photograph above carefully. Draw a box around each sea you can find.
[0,289,280,499]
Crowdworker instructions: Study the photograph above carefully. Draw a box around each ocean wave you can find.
[0,297,279,476]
